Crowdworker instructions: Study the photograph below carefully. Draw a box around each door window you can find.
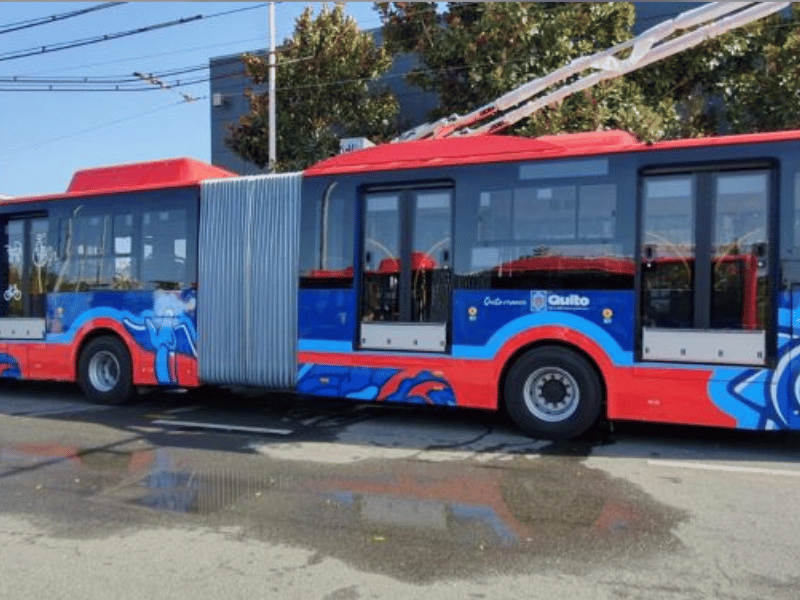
[3,216,51,318]
[640,168,770,365]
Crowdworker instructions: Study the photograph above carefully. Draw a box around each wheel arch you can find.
[497,336,609,417]
[71,321,145,384]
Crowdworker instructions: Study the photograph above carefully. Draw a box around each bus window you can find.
[362,193,400,322]
[5,220,24,316]
[112,213,138,290]
[711,172,768,330]
[794,172,800,255]
[300,182,355,287]
[3,215,51,318]
[57,213,112,291]
[460,178,630,290]
[641,176,696,329]
[142,209,187,290]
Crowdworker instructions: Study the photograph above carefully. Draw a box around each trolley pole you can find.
[268,2,277,173]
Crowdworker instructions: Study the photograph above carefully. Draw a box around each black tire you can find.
[504,346,602,439]
[78,335,134,404]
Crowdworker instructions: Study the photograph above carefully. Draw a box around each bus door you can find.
[0,214,49,339]
[639,168,771,366]
[359,186,452,352]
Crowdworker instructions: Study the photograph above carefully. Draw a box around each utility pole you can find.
[268,2,276,172]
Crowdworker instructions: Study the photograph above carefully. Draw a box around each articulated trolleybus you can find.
[4,128,800,438]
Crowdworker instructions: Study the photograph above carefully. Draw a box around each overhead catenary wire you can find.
[0,3,127,36]
[0,99,202,158]
[0,3,268,63]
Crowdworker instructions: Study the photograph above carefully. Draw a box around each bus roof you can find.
[4,157,237,205]
[304,129,800,177]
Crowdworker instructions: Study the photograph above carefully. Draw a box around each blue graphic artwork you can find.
[122,291,198,385]
[45,289,197,387]
[297,364,457,406]
[713,292,800,430]
[0,353,21,379]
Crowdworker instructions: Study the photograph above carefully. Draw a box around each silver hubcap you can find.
[88,351,120,393]
[523,366,580,422]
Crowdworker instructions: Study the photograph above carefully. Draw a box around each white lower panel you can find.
[642,328,765,366]
[0,318,46,340]
[360,322,447,352]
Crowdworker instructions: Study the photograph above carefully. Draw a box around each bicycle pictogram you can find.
[3,284,21,302]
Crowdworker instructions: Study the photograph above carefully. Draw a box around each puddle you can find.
[0,442,685,582]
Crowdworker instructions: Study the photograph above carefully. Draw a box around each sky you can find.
[0,2,387,197]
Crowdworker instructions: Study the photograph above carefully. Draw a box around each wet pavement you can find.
[1,381,799,597]
[0,420,683,581]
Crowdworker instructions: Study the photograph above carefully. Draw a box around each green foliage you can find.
[377,2,670,140]
[632,5,800,137]
[716,4,800,133]
[227,4,398,172]
[377,2,800,140]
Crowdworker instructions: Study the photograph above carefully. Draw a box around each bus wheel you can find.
[504,347,602,439]
[78,336,134,404]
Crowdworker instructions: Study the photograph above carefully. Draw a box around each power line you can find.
[0,52,288,86]
[1,4,796,92]
[0,3,127,36]
[0,54,316,92]
[0,4,268,63]
[0,100,200,157]
[18,37,266,76]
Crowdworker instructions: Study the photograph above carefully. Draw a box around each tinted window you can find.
[56,213,112,291]
[51,191,195,293]
[113,213,138,289]
[142,209,188,290]
[641,175,696,328]
[457,161,631,290]
[300,182,355,288]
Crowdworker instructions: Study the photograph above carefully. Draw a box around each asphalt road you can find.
[0,381,798,599]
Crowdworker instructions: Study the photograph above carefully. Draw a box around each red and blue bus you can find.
[4,128,800,438]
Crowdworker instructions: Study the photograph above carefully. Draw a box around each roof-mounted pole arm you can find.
[469,1,789,136]
[394,2,789,142]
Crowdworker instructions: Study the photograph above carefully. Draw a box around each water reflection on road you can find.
[0,439,683,581]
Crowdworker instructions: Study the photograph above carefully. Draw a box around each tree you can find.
[630,5,800,137]
[714,4,800,133]
[227,4,399,172]
[377,2,800,141]
[376,2,673,141]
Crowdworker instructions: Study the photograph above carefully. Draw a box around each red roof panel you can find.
[67,157,236,194]
[1,158,237,206]
[305,129,800,177]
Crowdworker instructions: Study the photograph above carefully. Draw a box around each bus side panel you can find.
[298,288,356,343]
[28,342,73,381]
[608,288,800,430]
[299,286,777,429]
[297,350,497,409]
[608,367,737,428]
[45,290,199,388]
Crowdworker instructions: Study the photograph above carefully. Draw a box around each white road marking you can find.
[648,459,800,478]
[151,419,293,436]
